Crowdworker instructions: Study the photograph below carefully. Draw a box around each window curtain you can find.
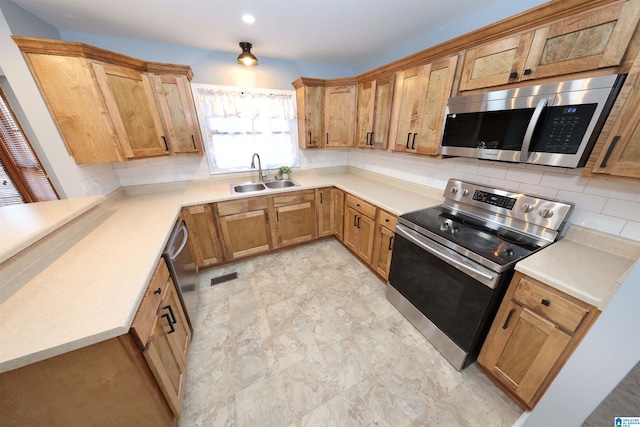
[194,86,298,173]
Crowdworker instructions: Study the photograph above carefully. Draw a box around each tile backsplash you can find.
[78,148,640,242]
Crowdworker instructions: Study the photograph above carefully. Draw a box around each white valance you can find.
[195,87,297,120]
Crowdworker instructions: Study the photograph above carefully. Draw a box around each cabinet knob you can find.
[541,299,550,306]
[509,71,518,79]
[153,287,162,295]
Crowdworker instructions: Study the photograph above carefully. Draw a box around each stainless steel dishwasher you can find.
[163,218,198,332]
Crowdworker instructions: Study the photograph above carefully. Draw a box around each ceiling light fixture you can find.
[237,42,258,66]
[242,14,256,24]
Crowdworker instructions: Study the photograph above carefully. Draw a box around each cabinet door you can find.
[390,66,425,153]
[316,187,335,237]
[356,214,376,264]
[325,85,357,147]
[296,85,324,148]
[92,63,169,159]
[274,202,316,247]
[343,206,360,253]
[371,223,395,280]
[218,209,272,260]
[153,75,204,154]
[459,32,534,91]
[182,205,223,268]
[143,284,189,418]
[522,1,640,81]
[479,301,571,407]
[356,75,395,149]
[334,188,345,241]
[162,279,191,365]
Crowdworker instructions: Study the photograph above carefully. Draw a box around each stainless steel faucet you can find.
[250,153,264,182]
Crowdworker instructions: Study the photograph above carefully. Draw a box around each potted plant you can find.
[278,165,292,179]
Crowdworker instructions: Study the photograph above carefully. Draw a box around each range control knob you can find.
[450,186,459,194]
[521,203,534,213]
[461,188,469,196]
[539,208,554,219]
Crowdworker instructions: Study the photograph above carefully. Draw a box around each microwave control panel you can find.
[534,104,597,154]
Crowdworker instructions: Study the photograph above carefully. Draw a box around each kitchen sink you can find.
[230,179,300,195]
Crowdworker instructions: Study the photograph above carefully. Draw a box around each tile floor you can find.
[179,239,523,427]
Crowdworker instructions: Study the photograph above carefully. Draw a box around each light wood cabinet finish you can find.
[389,56,458,155]
[460,1,640,91]
[216,197,272,260]
[316,187,335,237]
[324,85,357,147]
[478,272,599,410]
[334,188,345,241]
[270,190,317,248]
[343,194,377,263]
[182,204,224,268]
[356,75,395,149]
[153,74,204,154]
[371,210,397,280]
[296,83,324,148]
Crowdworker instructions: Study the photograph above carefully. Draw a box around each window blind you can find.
[0,87,58,206]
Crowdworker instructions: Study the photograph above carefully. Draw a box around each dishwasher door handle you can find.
[168,222,189,260]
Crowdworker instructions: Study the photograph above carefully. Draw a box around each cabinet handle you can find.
[411,133,417,150]
[326,133,329,145]
[320,192,323,203]
[523,69,532,76]
[309,132,312,145]
[388,236,394,251]
[163,305,177,324]
[406,133,411,149]
[509,71,518,79]
[264,211,269,224]
[502,308,516,329]
[369,132,374,145]
[153,287,162,295]
[353,215,358,227]
[191,134,197,149]
[541,299,550,307]
[276,210,280,222]
[600,136,620,168]
[161,136,169,151]
[357,216,361,229]
[161,313,176,334]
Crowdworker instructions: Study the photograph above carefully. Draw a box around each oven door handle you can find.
[395,224,499,289]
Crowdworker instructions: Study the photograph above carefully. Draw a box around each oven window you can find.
[388,234,496,350]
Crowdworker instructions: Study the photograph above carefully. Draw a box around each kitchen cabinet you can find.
[270,190,317,248]
[370,210,397,280]
[13,36,198,164]
[294,79,324,148]
[324,85,357,147]
[459,1,640,91]
[334,188,345,241]
[343,194,377,263]
[152,74,204,154]
[316,187,335,237]
[477,272,599,410]
[587,48,640,180]
[0,258,187,426]
[389,56,458,156]
[356,75,395,149]
[216,197,273,261]
[181,204,224,269]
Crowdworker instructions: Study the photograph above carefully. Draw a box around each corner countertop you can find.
[515,225,640,311]
[0,170,443,373]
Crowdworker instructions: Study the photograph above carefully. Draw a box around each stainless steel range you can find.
[386,179,573,370]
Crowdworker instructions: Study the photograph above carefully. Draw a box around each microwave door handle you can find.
[520,98,548,163]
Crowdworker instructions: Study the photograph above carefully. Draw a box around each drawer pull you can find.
[503,308,516,329]
[161,313,176,334]
[163,305,177,324]
[153,287,162,295]
[541,299,550,306]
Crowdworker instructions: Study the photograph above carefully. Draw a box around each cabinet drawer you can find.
[345,194,377,219]
[513,277,590,333]
[217,196,269,216]
[377,210,397,230]
[131,258,171,348]
[272,190,315,207]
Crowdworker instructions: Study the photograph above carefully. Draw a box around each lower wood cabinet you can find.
[216,197,273,260]
[0,258,189,426]
[334,188,345,241]
[343,194,377,264]
[270,190,317,247]
[181,204,224,268]
[477,272,599,410]
[316,187,335,237]
[371,210,397,280]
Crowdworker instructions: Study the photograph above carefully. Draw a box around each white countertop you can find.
[515,225,640,311]
[0,170,443,373]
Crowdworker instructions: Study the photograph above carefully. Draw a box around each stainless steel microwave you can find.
[439,75,625,168]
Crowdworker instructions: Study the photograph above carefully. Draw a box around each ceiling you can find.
[11,0,539,68]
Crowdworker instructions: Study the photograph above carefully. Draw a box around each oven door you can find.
[387,224,511,369]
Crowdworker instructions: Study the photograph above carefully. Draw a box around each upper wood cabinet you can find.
[587,48,640,180]
[389,56,458,156]
[13,36,199,164]
[294,81,324,148]
[460,1,640,91]
[356,75,395,149]
[325,85,357,147]
[152,75,204,154]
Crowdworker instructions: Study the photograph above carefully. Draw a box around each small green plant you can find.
[278,166,292,176]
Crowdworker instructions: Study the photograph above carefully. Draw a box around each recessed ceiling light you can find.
[242,14,256,24]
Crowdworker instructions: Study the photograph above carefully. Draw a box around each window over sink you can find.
[192,85,299,175]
